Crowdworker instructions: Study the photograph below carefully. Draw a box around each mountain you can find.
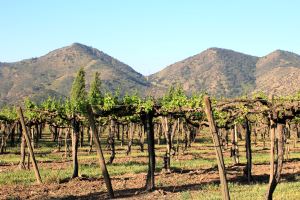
[1,44,300,108]
[0,43,155,107]
[149,48,300,98]
[148,48,259,97]
[252,50,300,96]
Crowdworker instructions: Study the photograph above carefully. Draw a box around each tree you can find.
[70,66,87,102]
[174,83,184,96]
[89,71,102,105]
[166,83,174,101]
[69,66,87,178]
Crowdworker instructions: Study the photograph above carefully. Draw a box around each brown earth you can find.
[1,144,300,200]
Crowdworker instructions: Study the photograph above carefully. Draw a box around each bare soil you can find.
[1,146,300,200]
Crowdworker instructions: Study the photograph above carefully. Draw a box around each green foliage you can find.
[0,105,18,123]
[70,66,87,103]
[24,98,39,120]
[89,71,103,105]
[166,83,175,101]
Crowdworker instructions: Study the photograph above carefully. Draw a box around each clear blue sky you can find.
[1,0,299,76]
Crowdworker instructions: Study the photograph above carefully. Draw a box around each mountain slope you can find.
[1,44,300,108]
[148,48,259,97]
[0,43,154,107]
[252,50,300,96]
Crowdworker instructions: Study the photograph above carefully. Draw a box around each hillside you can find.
[149,48,300,98]
[148,48,259,97]
[252,50,300,96]
[0,43,156,107]
[1,44,300,107]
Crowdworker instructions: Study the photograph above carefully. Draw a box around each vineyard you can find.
[1,85,300,199]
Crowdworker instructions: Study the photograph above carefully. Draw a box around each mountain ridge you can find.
[1,43,300,107]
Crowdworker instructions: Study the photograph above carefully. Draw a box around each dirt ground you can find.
[1,146,300,200]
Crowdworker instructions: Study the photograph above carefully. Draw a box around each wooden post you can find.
[65,127,69,158]
[204,97,230,200]
[10,126,15,147]
[230,126,237,165]
[225,129,228,150]
[234,123,239,164]
[245,118,252,183]
[177,119,180,153]
[0,134,4,154]
[109,120,116,164]
[17,107,42,184]
[80,126,84,148]
[58,128,62,152]
[140,124,145,152]
[19,129,25,170]
[264,123,284,200]
[161,116,171,171]
[285,122,290,160]
[31,128,35,149]
[117,123,120,141]
[71,115,79,178]
[254,123,258,146]
[293,123,298,148]
[269,94,275,184]
[120,124,124,147]
[86,105,114,199]
[126,123,134,156]
[145,112,155,190]
[158,124,162,145]
[88,127,93,154]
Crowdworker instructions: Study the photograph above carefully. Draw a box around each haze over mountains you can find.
[1,43,300,107]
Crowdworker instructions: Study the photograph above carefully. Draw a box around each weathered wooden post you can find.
[120,124,124,147]
[269,94,275,184]
[10,125,15,147]
[35,124,39,144]
[86,105,114,199]
[0,134,4,154]
[230,125,237,165]
[264,123,284,200]
[109,119,116,164]
[285,122,290,160]
[245,118,252,183]
[117,123,120,141]
[204,97,230,200]
[145,112,155,191]
[57,128,62,152]
[88,127,93,154]
[293,122,298,148]
[139,124,145,152]
[17,107,42,184]
[19,128,25,170]
[65,127,70,158]
[234,123,239,164]
[161,116,171,171]
[71,114,79,178]
[126,123,135,156]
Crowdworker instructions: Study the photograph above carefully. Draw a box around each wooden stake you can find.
[17,107,42,184]
[269,94,275,184]
[245,118,252,183]
[264,123,284,200]
[204,97,230,200]
[86,105,114,199]
[234,123,239,164]
[145,112,155,190]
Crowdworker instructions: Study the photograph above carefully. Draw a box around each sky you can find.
[1,0,300,76]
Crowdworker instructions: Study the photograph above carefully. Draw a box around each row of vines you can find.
[1,87,300,199]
